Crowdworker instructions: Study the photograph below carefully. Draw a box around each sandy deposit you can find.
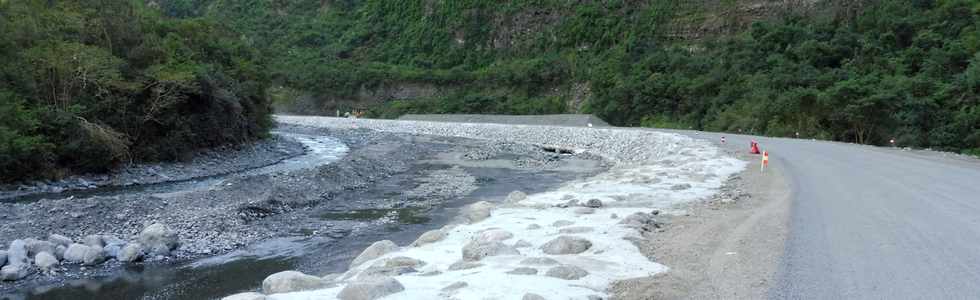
[237,116,745,300]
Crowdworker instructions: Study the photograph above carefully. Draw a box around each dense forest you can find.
[2,0,978,182]
[0,0,272,181]
[160,0,979,155]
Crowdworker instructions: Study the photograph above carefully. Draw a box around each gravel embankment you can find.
[398,114,611,127]
[0,135,306,201]
[243,116,745,300]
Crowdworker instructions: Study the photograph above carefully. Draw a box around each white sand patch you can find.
[266,117,746,300]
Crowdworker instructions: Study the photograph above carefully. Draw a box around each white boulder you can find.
[350,240,398,268]
[262,271,329,294]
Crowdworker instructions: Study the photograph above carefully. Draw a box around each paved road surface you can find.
[667,131,980,299]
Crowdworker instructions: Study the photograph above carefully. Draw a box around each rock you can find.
[506,267,538,275]
[7,240,29,266]
[337,276,405,300]
[118,243,144,263]
[474,229,513,243]
[526,224,541,230]
[441,281,468,292]
[139,223,179,255]
[103,243,123,258]
[83,235,105,248]
[0,264,34,281]
[322,273,343,283]
[552,220,574,227]
[410,230,446,247]
[25,239,57,257]
[459,201,493,224]
[520,257,560,266]
[588,295,603,300]
[545,265,589,280]
[448,261,483,271]
[101,235,126,247]
[670,183,692,191]
[54,245,67,260]
[513,240,533,248]
[540,236,592,255]
[585,199,603,208]
[0,250,6,266]
[555,200,579,208]
[350,240,398,268]
[376,256,425,269]
[357,265,417,279]
[506,191,527,203]
[573,207,595,215]
[610,213,619,219]
[559,226,595,234]
[619,212,662,231]
[222,292,268,300]
[63,244,90,263]
[462,240,519,262]
[262,271,329,294]
[82,246,106,266]
[523,293,547,300]
[34,252,58,272]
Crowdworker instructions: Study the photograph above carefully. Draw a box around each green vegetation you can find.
[0,0,272,181]
[4,0,977,183]
[164,0,978,154]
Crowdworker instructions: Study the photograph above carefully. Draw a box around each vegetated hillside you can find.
[163,0,978,155]
[0,0,273,182]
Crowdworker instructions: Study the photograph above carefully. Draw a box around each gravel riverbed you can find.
[0,121,606,299]
[237,116,745,300]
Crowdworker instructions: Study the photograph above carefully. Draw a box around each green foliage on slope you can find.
[0,0,272,181]
[164,0,978,154]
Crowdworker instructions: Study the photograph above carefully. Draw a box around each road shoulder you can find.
[612,147,791,299]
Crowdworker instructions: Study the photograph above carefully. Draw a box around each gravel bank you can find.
[252,116,745,300]
[0,135,306,201]
[398,114,611,127]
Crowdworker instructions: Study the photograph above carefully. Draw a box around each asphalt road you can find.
[669,130,980,299]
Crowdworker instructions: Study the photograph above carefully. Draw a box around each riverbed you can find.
[0,124,607,299]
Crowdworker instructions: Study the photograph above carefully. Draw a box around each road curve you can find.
[664,130,980,299]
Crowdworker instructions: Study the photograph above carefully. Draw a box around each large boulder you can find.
[458,201,493,224]
[34,252,58,272]
[24,239,57,258]
[545,265,589,280]
[0,264,34,281]
[118,243,145,263]
[63,243,89,263]
[0,250,7,267]
[337,276,405,300]
[474,229,513,243]
[262,271,329,294]
[83,235,105,248]
[448,261,483,271]
[350,240,398,268]
[139,223,179,255]
[222,292,268,300]
[506,191,527,203]
[585,199,603,208]
[375,256,425,269]
[47,234,73,247]
[462,240,519,262]
[520,257,559,266]
[82,246,106,266]
[540,236,592,255]
[54,245,67,260]
[410,230,446,247]
[523,293,547,300]
[6,240,29,267]
[506,267,538,275]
